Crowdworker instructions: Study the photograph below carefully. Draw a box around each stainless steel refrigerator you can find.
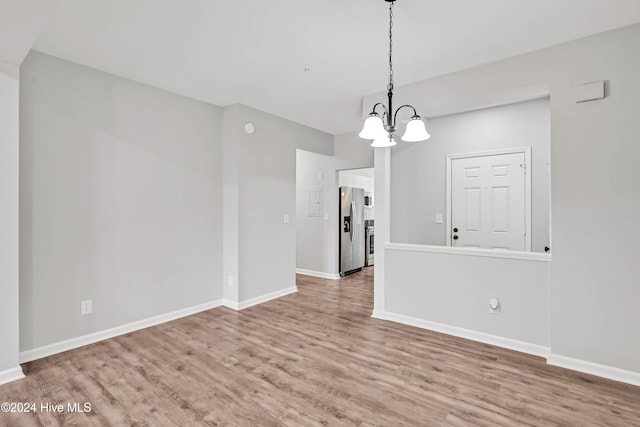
[339,187,365,276]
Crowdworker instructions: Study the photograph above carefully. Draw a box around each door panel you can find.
[491,165,510,177]
[451,152,526,251]
[465,167,481,178]
[464,187,481,231]
[490,186,510,232]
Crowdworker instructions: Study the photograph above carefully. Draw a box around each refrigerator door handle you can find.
[349,202,356,243]
[349,201,354,242]
[352,201,356,244]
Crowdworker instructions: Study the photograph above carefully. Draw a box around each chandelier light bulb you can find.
[401,116,431,142]
[371,133,397,148]
[359,113,386,140]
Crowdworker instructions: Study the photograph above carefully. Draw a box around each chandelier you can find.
[359,0,430,147]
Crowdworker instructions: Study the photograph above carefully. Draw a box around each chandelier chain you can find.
[387,1,394,92]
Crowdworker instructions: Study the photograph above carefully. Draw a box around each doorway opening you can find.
[294,150,374,280]
[338,168,375,276]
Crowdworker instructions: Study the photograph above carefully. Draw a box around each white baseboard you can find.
[19,299,223,364]
[296,269,339,280]
[385,311,550,358]
[19,287,299,364]
[237,286,298,310]
[220,287,298,311]
[371,309,387,320]
[548,354,640,387]
[222,299,239,311]
[0,366,25,386]
[383,312,640,387]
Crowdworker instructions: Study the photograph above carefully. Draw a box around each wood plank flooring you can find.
[2,268,640,426]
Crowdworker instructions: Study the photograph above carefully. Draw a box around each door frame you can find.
[445,146,532,250]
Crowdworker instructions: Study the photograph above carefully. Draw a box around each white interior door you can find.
[449,151,528,251]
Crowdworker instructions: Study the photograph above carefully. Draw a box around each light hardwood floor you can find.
[2,268,640,426]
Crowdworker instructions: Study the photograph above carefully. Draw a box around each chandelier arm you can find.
[370,102,389,116]
[392,104,419,126]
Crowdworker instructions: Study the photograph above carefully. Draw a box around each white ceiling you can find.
[20,0,640,134]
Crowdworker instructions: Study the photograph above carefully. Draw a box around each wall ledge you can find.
[19,299,224,364]
[386,243,552,262]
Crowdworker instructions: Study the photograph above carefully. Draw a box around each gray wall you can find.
[334,132,375,165]
[366,24,640,374]
[391,98,551,253]
[223,104,333,303]
[19,52,224,351]
[0,64,20,374]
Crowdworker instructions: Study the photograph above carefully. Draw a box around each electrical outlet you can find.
[489,297,500,315]
[81,299,92,315]
[227,275,234,287]
[283,214,290,224]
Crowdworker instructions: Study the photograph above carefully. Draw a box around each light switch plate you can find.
[435,213,443,224]
[81,299,92,315]
[323,212,329,221]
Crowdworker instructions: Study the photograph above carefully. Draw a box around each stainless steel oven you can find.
[365,226,374,266]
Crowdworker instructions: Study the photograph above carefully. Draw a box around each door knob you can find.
[453,227,458,233]
[453,235,459,240]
